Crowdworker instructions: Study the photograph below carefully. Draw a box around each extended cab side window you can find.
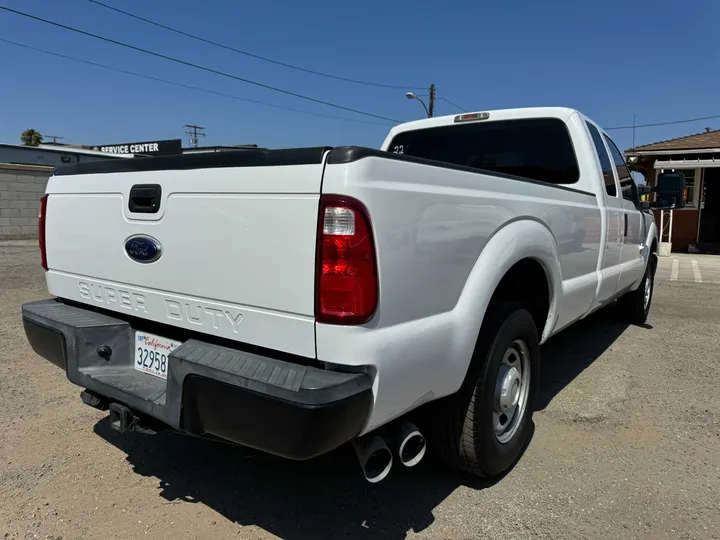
[604,135,639,208]
[386,118,579,185]
[586,122,616,197]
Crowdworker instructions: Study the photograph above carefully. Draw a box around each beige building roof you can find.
[629,129,720,152]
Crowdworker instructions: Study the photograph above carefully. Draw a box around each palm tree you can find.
[21,129,43,146]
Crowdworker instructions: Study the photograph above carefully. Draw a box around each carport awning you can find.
[654,158,720,169]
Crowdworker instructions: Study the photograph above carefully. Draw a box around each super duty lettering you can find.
[78,281,146,312]
[165,300,243,333]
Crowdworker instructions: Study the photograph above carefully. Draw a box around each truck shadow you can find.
[94,419,500,539]
[535,305,640,411]
[92,305,638,539]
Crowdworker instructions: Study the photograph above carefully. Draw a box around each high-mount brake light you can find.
[454,112,490,123]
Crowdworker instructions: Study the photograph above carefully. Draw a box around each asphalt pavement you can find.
[656,253,720,284]
[1,241,719,540]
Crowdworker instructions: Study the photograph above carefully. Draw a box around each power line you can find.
[0,5,402,123]
[86,0,423,91]
[18,21,711,136]
[437,97,467,113]
[0,39,392,126]
[606,114,720,131]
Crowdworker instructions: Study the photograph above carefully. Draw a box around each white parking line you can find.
[671,258,679,281]
[691,259,703,283]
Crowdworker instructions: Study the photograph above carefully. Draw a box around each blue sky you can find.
[0,0,717,151]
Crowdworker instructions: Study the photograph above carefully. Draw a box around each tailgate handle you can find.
[129,184,162,214]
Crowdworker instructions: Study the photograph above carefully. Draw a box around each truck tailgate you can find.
[44,148,330,358]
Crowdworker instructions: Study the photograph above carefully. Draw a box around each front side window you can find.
[386,118,579,185]
[604,135,638,207]
[586,122,616,196]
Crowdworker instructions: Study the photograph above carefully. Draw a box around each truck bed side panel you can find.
[317,150,602,430]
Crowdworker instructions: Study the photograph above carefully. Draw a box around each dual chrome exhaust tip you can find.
[352,421,426,483]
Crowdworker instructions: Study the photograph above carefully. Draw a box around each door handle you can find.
[129,184,162,214]
[624,214,628,237]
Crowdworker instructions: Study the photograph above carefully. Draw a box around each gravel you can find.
[1,241,719,539]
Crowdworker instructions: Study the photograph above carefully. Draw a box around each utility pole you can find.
[428,84,435,118]
[184,124,205,148]
[45,135,64,144]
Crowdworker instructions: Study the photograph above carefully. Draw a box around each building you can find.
[0,143,129,168]
[626,130,720,253]
[0,140,260,240]
[0,144,127,240]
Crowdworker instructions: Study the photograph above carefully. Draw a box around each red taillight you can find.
[316,196,378,324]
[39,194,48,271]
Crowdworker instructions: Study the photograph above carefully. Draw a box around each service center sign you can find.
[93,139,182,156]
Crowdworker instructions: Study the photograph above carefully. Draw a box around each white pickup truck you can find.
[23,108,678,483]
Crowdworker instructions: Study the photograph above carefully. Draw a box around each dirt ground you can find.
[1,241,719,540]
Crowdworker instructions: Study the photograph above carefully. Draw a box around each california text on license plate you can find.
[134,331,182,380]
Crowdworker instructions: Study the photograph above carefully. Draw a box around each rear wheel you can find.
[431,303,540,478]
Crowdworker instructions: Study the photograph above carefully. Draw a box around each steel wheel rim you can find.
[493,339,531,444]
[644,273,652,310]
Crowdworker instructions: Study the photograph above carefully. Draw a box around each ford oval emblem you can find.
[125,235,162,264]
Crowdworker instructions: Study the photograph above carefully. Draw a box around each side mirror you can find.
[656,172,687,209]
[640,200,651,210]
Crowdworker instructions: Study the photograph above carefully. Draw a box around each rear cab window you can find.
[386,118,579,185]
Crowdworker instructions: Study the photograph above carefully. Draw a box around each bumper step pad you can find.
[22,299,372,459]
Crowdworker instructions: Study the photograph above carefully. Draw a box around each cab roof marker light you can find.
[454,112,490,123]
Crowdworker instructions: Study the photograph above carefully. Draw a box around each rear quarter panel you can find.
[318,136,602,431]
[321,152,601,329]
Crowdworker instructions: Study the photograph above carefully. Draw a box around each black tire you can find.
[430,303,540,478]
[617,256,656,325]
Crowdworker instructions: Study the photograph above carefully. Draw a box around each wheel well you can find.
[488,259,550,338]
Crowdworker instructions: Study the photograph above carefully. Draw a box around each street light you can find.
[406,92,430,118]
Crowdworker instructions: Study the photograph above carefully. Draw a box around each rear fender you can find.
[448,219,562,390]
[316,219,563,433]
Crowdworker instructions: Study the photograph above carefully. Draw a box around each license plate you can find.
[134,331,181,380]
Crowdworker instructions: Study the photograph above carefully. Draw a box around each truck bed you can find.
[45,147,330,358]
